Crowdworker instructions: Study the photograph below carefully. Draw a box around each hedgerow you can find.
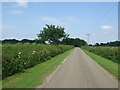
[82,46,119,64]
[2,44,73,79]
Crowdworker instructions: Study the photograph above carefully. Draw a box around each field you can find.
[2,44,73,79]
[82,46,119,64]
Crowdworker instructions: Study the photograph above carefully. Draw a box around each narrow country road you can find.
[38,48,118,88]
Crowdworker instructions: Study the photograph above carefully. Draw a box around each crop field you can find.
[2,44,73,79]
[82,46,119,64]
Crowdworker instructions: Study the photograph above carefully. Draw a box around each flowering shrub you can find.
[2,44,73,79]
[82,46,119,64]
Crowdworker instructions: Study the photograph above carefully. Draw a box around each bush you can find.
[2,44,73,79]
[82,46,119,64]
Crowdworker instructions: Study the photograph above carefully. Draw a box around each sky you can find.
[1,2,118,44]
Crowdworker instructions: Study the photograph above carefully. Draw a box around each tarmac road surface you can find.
[38,48,118,88]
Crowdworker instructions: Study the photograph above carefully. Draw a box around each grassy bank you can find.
[81,46,119,64]
[3,48,73,88]
[81,48,119,80]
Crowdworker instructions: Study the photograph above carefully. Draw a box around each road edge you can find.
[36,49,73,88]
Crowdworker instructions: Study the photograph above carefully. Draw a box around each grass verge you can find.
[81,48,119,80]
[3,48,73,88]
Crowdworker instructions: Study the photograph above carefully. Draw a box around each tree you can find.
[95,43,99,46]
[62,38,86,47]
[21,39,32,43]
[37,24,69,45]
[2,39,19,44]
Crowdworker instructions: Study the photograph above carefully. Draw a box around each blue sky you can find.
[2,2,118,44]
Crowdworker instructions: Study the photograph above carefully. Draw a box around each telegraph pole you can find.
[86,34,90,45]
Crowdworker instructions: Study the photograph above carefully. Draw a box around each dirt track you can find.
[38,48,118,88]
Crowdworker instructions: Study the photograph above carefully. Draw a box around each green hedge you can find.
[2,44,73,79]
[82,46,119,64]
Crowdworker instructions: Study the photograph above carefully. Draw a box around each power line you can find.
[85,3,117,44]
[101,2,117,20]
[92,2,117,28]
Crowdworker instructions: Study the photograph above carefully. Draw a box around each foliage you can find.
[2,39,44,44]
[2,44,73,79]
[21,39,35,43]
[82,46,119,64]
[3,49,73,88]
[82,49,119,79]
[62,38,86,47]
[94,41,120,46]
[37,24,69,45]
[2,39,20,44]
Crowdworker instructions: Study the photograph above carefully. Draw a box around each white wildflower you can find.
[32,51,36,54]
[18,52,21,54]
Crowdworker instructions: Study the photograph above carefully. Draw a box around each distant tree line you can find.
[1,39,119,47]
[2,39,119,46]
[62,38,86,47]
[1,39,41,44]
[1,38,87,47]
[93,41,120,46]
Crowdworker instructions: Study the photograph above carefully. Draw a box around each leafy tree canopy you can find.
[37,24,69,44]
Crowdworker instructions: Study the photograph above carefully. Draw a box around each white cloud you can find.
[101,26,112,30]
[10,10,24,14]
[39,16,67,26]
[15,0,28,7]
[101,25,112,30]
[39,16,80,34]
[39,16,79,26]
[2,0,28,8]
